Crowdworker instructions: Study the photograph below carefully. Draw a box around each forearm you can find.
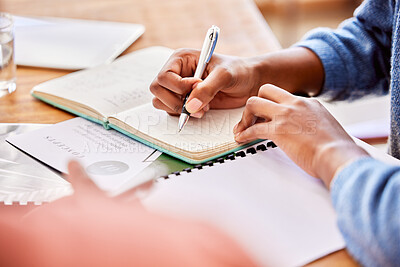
[249,47,325,96]
[331,157,400,266]
[294,0,393,101]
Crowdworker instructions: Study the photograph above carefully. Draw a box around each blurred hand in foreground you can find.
[0,161,256,267]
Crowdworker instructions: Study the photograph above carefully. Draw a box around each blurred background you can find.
[254,0,389,149]
[255,0,362,47]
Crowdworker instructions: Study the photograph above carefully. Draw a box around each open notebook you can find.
[32,46,257,164]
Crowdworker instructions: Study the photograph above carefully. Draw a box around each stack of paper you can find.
[6,118,162,194]
[14,16,145,69]
[0,124,72,205]
[321,95,390,141]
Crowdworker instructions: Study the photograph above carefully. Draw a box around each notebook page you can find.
[110,103,244,153]
[32,47,173,118]
[143,144,345,267]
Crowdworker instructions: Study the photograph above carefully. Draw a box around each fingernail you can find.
[203,104,210,112]
[191,111,204,118]
[186,98,203,113]
[234,132,241,141]
[233,124,238,134]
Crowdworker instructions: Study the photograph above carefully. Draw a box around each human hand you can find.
[0,161,257,267]
[66,160,152,203]
[233,84,369,186]
[150,49,262,118]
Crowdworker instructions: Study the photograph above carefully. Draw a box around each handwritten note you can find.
[110,103,244,153]
[33,47,173,117]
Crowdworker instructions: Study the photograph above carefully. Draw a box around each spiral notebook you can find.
[143,140,346,267]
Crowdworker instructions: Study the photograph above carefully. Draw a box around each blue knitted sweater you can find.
[296,0,400,266]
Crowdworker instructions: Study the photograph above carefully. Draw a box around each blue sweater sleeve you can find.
[331,157,400,266]
[295,0,393,101]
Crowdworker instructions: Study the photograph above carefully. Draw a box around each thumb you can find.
[185,67,230,113]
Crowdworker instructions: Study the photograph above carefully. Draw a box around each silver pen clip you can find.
[205,25,220,63]
[193,25,220,79]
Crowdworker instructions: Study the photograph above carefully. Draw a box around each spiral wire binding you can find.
[1,141,277,204]
[160,141,277,179]
[1,184,74,206]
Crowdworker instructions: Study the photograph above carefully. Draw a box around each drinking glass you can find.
[0,13,16,98]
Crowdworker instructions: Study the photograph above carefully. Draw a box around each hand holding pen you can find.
[150,26,264,128]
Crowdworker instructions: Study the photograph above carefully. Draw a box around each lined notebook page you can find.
[32,47,173,118]
[143,143,345,267]
[111,104,244,153]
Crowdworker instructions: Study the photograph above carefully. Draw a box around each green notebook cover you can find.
[32,92,261,164]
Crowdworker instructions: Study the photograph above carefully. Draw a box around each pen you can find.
[178,25,220,132]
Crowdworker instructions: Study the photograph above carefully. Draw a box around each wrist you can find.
[243,56,267,96]
[313,140,369,188]
[247,47,325,96]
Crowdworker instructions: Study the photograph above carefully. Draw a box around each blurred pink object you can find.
[0,161,256,267]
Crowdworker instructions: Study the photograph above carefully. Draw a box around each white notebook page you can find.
[143,142,345,267]
[111,104,244,153]
[32,47,173,118]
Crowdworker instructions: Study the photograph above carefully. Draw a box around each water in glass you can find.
[0,13,16,98]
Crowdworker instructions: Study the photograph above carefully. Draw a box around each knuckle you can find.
[280,105,294,116]
[212,66,234,87]
[174,48,196,57]
[218,66,233,81]
[290,96,307,107]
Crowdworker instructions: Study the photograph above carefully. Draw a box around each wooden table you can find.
[0,0,357,266]
[0,0,280,123]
